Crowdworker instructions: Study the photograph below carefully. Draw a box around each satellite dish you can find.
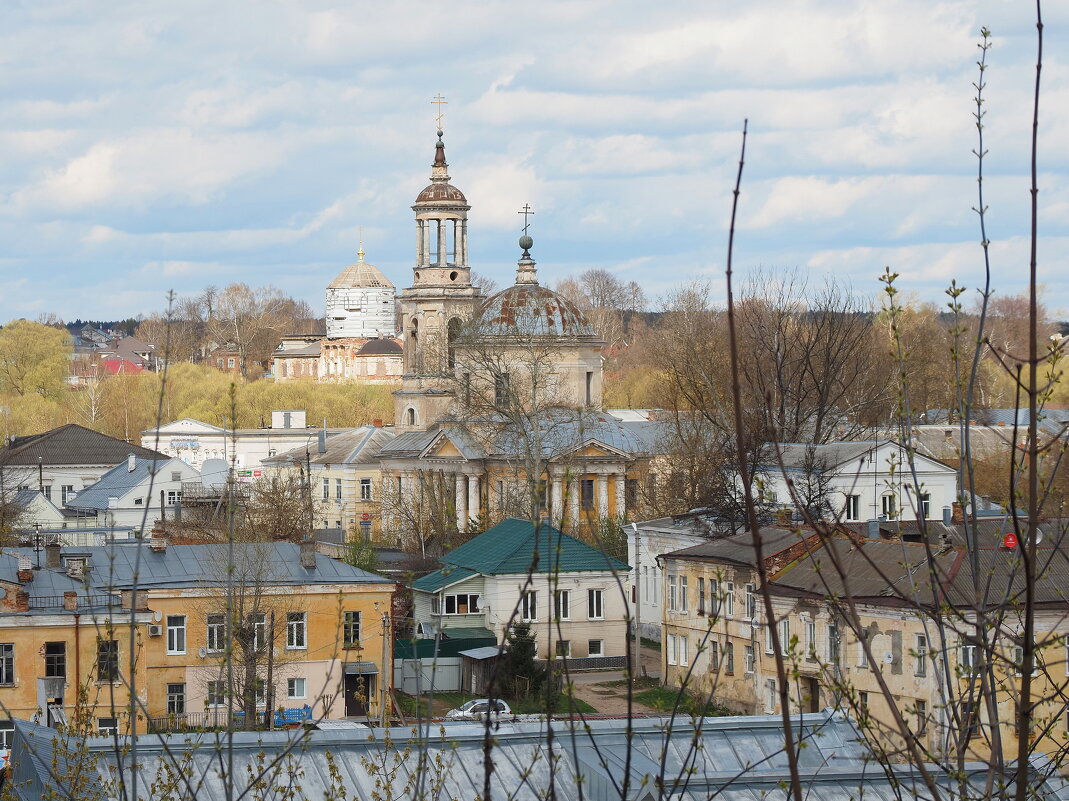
[750,618,761,629]
[200,459,229,489]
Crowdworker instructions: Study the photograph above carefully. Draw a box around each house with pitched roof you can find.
[411,518,630,663]
[756,440,958,523]
[0,423,166,507]
[64,455,200,529]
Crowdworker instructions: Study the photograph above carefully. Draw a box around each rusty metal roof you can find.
[474,283,598,339]
[415,182,467,204]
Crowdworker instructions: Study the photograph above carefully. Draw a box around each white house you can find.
[411,518,631,663]
[756,440,958,524]
[142,410,346,474]
[65,456,201,530]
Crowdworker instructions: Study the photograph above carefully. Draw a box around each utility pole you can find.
[266,610,275,729]
[379,609,391,726]
[632,523,641,681]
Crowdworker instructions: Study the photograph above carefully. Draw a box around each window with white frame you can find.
[765,623,774,655]
[881,493,897,519]
[286,612,307,650]
[252,613,267,651]
[710,579,720,615]
[0,720,12,750]
[344,611,361,647]
[360,479,372,500]
[779,619,790,656]
[805,618,817,660]
[555,640,571,657]
[288,678,307,699]
[680,576,689,613]
[845,494,860,521]
[667,634,678,666]
[554,590,571,620]
[959,641,980,674]
[166,615,186,654]
[434,593,482,615]
[588,639,604,657]
[521,591,537,622]
[914,634,928,676]
[745,584,756,619]
[725,581,734,616]
[765,679,777,713]
[322,478,330,501]
[725,642,735,674]
[588,589,604,620]
[206,681,226,707]
[668,575,677,611]
[858,633,870,668]
[710,640,719,671]
[745,645,755,674]
[697,577,705,615]
[828,623,840,664]
[0,644,14,685]
[167,683,185,715]
[206,614,226,652]
[98,717,118,736]
[679,635,689,666]
[335,478,342,500]
[920,493,931,518]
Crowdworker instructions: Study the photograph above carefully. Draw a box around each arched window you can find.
[406,408,417,427]
[447,317,461,370]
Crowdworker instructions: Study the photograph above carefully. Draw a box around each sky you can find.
[1,1,1067,323]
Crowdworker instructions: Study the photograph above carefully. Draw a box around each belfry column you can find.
[551,472,564,522]
[437,220,447,265]
[615,473,626,518]
[455,473,468,531]
[568,478,580,527]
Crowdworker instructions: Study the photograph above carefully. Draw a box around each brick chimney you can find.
[372,419,383,428]
[17,555,33,583]
[45,541,61,569]
[14,591,29,612]
[63,591,78,611]
[952,502,964,524]
[150,530,168,552]
[300,539,317,570]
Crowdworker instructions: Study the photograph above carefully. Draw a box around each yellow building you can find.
[0,538,395,739]
[659,522,1069,763]
[264,424,397,540]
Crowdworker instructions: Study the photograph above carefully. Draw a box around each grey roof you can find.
[458,645,503,659]
[663,526,808,568]
[763,440,953,474]
[65,456,183,511]
[926,407,1069,435]
[264,425,397,467]
[377,428,440,458]
[1,541,391,598]
[0,424,165,468]
[13,713,1069,801]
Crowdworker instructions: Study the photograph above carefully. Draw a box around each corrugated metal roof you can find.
[265,425,397,467]
[65,456,187,511]
[412,565,478,592]
[0,424,165,468]
[15,713,1069,801]
[434,518,629,577]
[665,527,807,568]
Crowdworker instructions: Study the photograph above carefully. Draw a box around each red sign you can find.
[1002,532,1019,549]
[361,513,371,521]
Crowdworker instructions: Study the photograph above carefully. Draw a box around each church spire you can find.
[515,203,537,284]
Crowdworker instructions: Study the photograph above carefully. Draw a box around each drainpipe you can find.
[74,613,81,727]
[631,523,641,680]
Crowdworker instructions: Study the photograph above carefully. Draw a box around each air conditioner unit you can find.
[198,647,207,659]
[148,624,163,637]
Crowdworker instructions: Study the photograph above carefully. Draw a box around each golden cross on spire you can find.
[517,203,534,235]
[431,93,448,130]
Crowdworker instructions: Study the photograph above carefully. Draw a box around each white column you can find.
[615,473,626,518]
[455,473,467,531]
[597,473,609,518]
[459,219,468,266]
[568,478,580,526]
[467,473,480,523]
[551,474,564,522]
[437,219,446,265]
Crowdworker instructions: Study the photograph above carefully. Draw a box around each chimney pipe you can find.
[128,453,136,472]
[300,539,317,570]
[17,555,33,582]
[45,542,61,569]
[942,506,952,526]
[317,430,327,455]
[372,419,383,428]
[63,591,78,611]
[952,502,964,524]
[866,519,880,540]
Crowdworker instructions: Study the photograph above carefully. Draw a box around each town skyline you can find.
[2,2,1067,321]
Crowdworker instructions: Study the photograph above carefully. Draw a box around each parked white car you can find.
[445,699,513,721]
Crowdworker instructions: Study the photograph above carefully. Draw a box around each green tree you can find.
[0,318,72,399]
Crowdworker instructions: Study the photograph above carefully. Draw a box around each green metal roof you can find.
[412,565,478,592]
[437,518,629,576]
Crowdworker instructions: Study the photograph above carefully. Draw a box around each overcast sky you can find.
[1,1,1066,322]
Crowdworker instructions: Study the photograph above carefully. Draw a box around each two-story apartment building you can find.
[411,518,630,662]
[263,424,396,539]
[0,538,396,739]
[660,518,1069,763]
[64,455,201,529]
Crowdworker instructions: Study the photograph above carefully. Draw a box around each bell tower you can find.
[394,128,481,432]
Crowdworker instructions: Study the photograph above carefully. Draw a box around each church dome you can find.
[356,338,403,356]
[328,255,394,289]
[415,182,467,205]
[474,284,597,339]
